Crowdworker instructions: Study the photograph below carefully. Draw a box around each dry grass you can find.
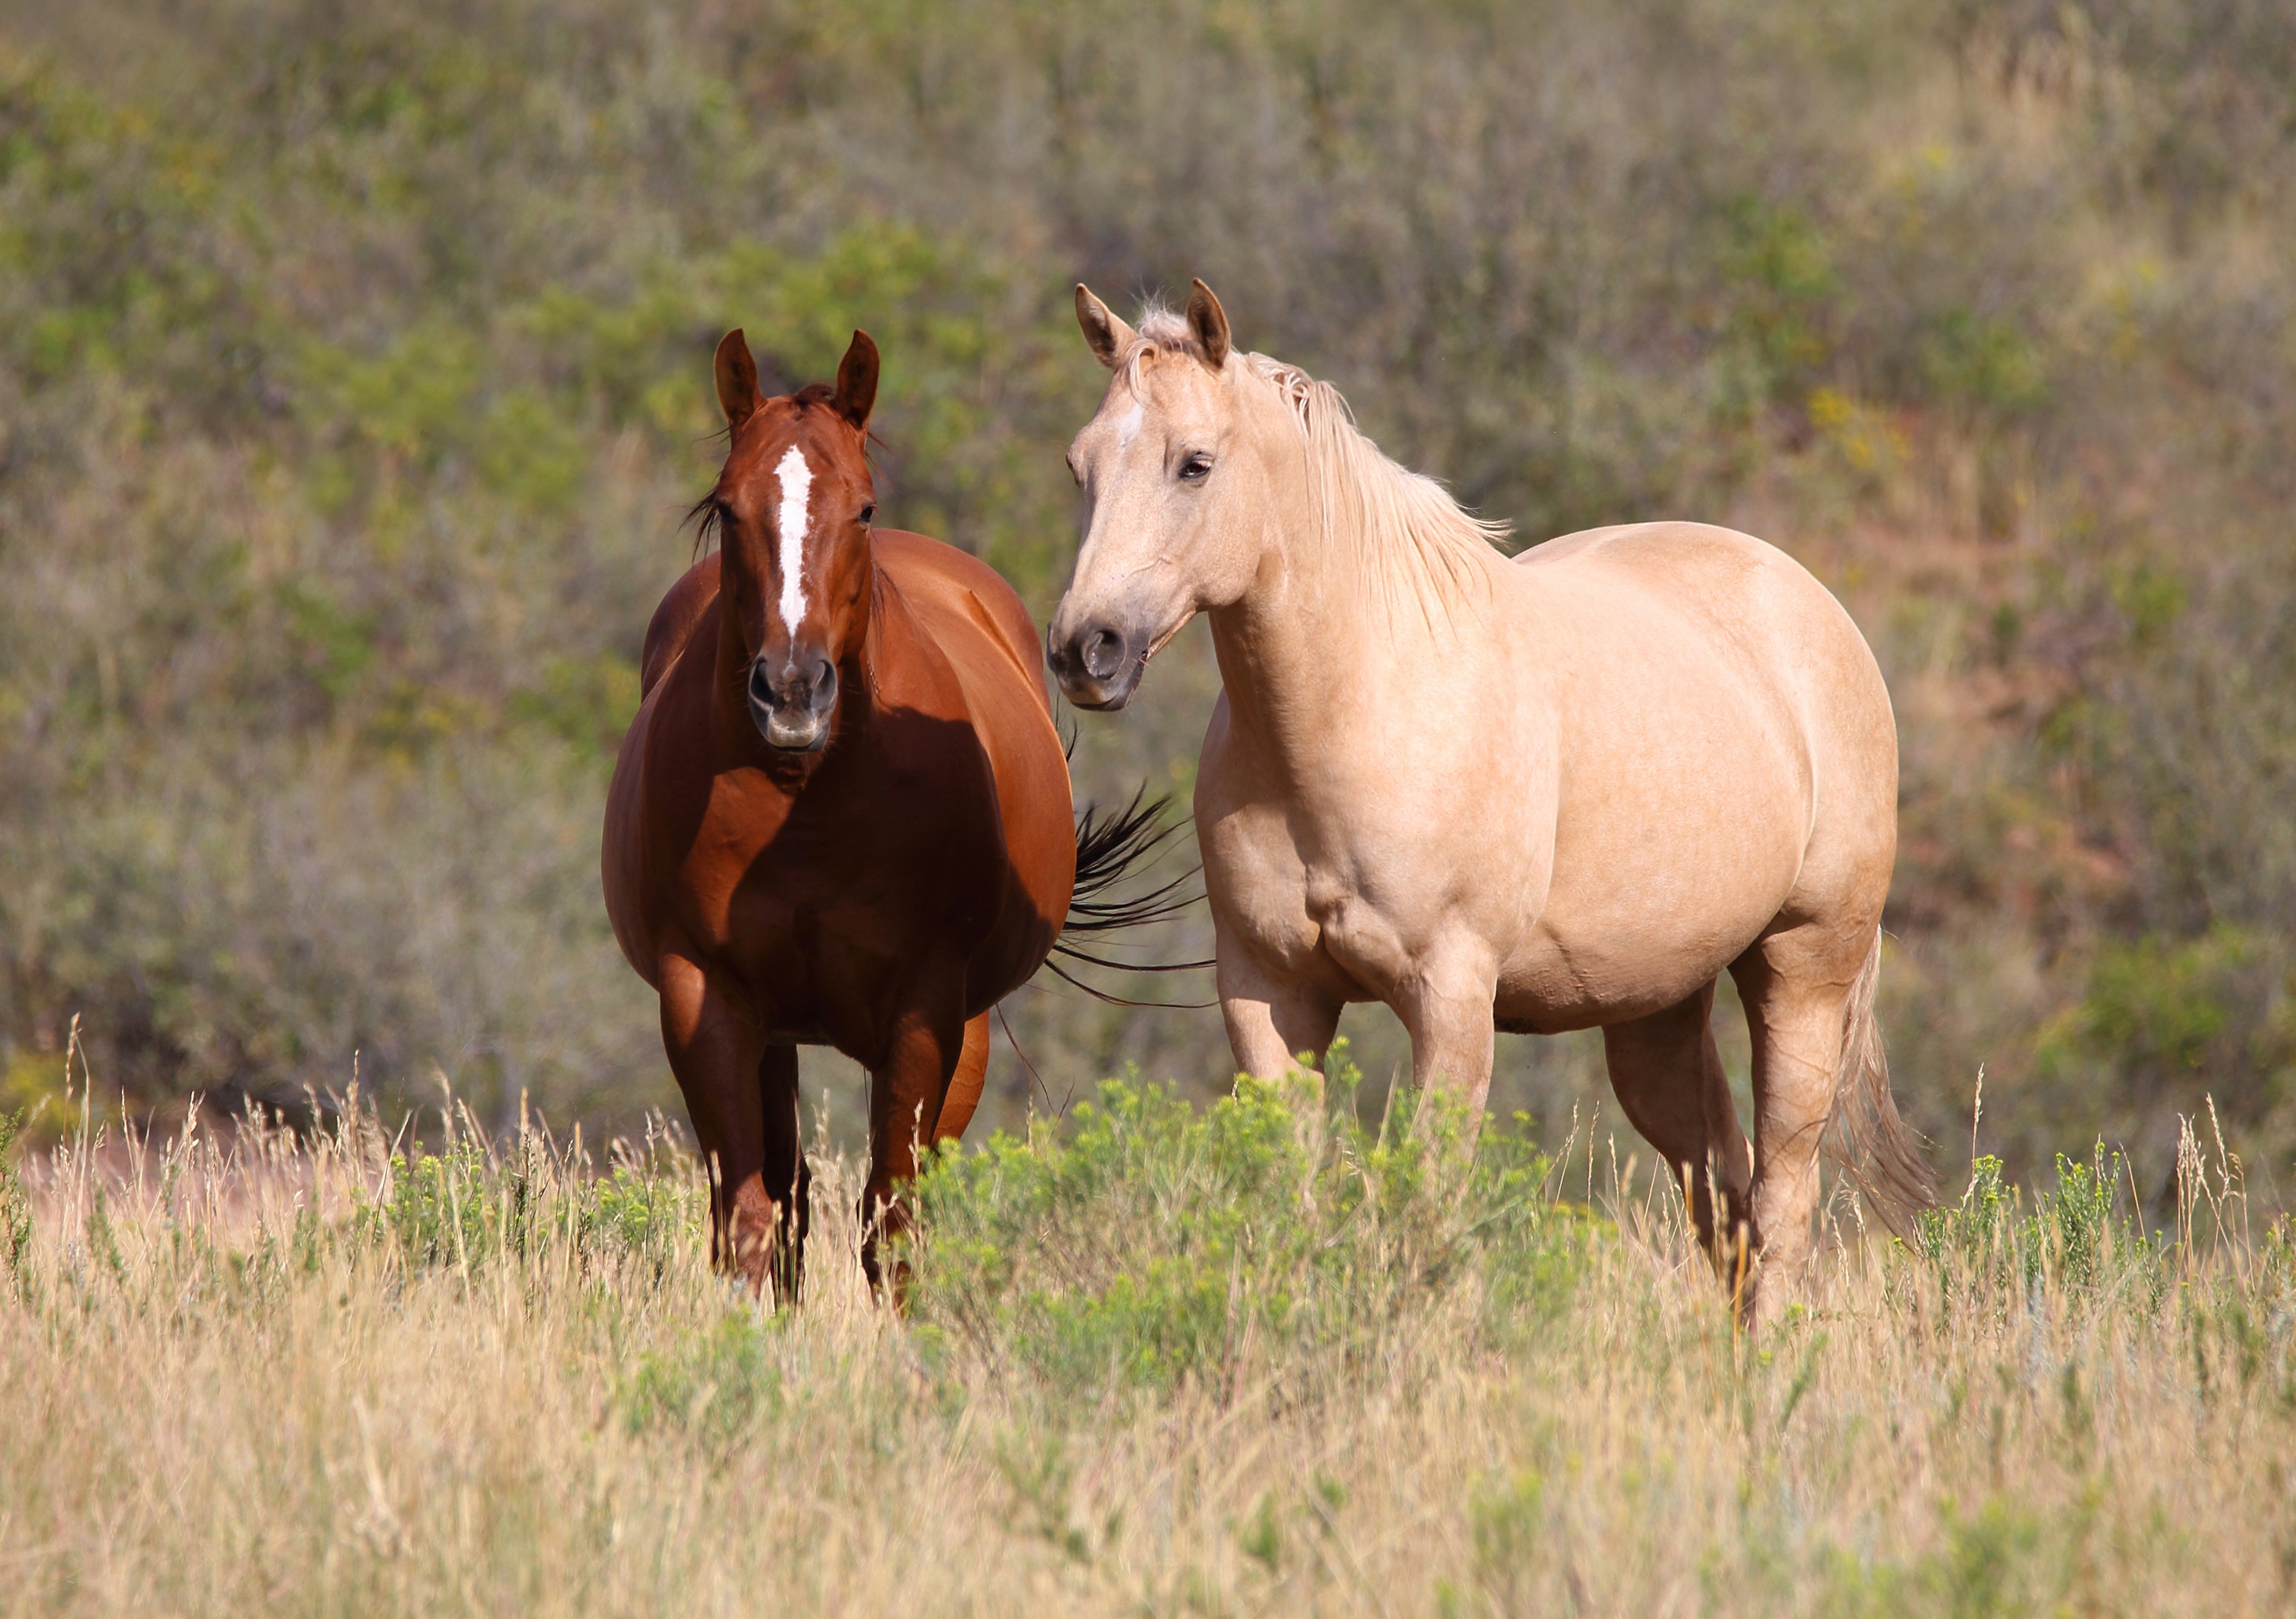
[2,1067,2288,1617]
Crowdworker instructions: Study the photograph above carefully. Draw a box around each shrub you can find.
[908,1049,1585,1404]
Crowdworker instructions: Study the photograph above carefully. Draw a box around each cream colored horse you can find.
[1048,279,1933,1318]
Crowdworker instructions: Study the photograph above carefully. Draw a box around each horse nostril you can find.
[810,659,837,710]
[1082,627,1125,682]
[749,658,776,705]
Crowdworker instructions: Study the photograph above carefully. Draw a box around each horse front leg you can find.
[656,949,778,1293]
[859,977,969,1295]
[1215,922,1343,1082]
[1394,938,1500,1127]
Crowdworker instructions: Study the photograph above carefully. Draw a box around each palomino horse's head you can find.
[703,328,879,753]
[1049,279,1283,710]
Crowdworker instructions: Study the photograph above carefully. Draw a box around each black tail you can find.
[1046,787,1213,1007]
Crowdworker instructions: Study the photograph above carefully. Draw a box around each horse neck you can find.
[1205,418,1491,783]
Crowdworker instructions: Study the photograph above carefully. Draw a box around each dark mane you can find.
[685,491,725,560]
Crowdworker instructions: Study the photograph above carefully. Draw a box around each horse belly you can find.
[1490,524,1892,1031]
[710,815,993,1055]
[1494,701,1811,1028]
[897,583,1077,1014]
[965,712,1074,1014]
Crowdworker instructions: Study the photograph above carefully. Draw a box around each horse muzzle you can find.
[1047,619,1145,711]
[749,654,839,753]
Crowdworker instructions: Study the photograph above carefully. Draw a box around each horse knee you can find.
[717,1173,787,1290]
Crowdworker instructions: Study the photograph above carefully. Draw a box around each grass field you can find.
[3,1054,2289,1616]
[6,5,2296,1609]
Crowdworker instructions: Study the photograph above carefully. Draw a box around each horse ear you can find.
[1075,284,1135,370]
[1186,279,1231,371]
[834,329,879,430]
[714,329,761,429]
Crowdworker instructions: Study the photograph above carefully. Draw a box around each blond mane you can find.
[1118,306,1511,627]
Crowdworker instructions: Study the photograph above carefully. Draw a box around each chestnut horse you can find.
[1047,281,1935,1323]
[603,328,1161,1292]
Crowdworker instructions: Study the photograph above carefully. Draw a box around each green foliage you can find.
[909,1051,1581,1402]
[1916,307,2048,420]
[1816,1496,2071,1618]
[0,1108,31,1287]
[341,1118,702,1281]
[1468,1468,1548,1601]
[1913,1146,2166,1313]
[2076,929,2248,1073]
[619,1311,784,1452]
[507,654,643,760]
[1716,195,1838,407]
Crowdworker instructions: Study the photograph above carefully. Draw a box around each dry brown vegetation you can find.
[2,1071,2289,1615]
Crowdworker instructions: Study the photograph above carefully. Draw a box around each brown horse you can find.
[603,327,1163,1293]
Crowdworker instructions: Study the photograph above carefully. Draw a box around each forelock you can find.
[1118,301,1210,391]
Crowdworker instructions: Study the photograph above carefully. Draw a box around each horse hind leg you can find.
[931,1013,992,1145]
[1601,981,1753,1265]
[757,1044,810,1303]
[1728,922,1869,1326]
[859,978,969,1295]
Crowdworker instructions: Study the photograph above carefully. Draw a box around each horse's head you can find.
[703,328,879,753]
[1049,279,1282,711]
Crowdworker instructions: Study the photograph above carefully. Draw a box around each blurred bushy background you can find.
[2,0,2292,1198]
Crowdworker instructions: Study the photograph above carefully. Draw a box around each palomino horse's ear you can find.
[834,329,879,430]
[1185,279,1231,371]
[714,329,761,430]
[1075,284,1135,370]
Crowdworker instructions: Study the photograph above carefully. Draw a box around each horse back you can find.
[871,529,1049,703]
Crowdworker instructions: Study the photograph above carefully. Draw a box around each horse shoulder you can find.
[639,552,721,697]
[607,598,729,985]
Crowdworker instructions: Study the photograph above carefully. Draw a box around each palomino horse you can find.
[603,328,1162,1292]
[1047,281,1934,1320]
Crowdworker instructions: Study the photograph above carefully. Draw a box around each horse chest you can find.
[679,764,997,980]
[1199,798,1414,996]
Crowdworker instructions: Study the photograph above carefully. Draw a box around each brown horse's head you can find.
[702,328,880,753]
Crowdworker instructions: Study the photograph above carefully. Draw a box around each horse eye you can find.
[859,504,875,525]
[1178,453,1213,483]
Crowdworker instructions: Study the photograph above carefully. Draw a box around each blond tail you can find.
[1828,928,1938,1232]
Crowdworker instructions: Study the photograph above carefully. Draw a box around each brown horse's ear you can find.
[714,329,761,430]
[1075,284,1135,370]
[1185,279,1231,371]
[833,329,879,430]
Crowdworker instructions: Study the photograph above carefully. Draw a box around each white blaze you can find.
[773,445,813,634]
[1115,399,1145,450]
